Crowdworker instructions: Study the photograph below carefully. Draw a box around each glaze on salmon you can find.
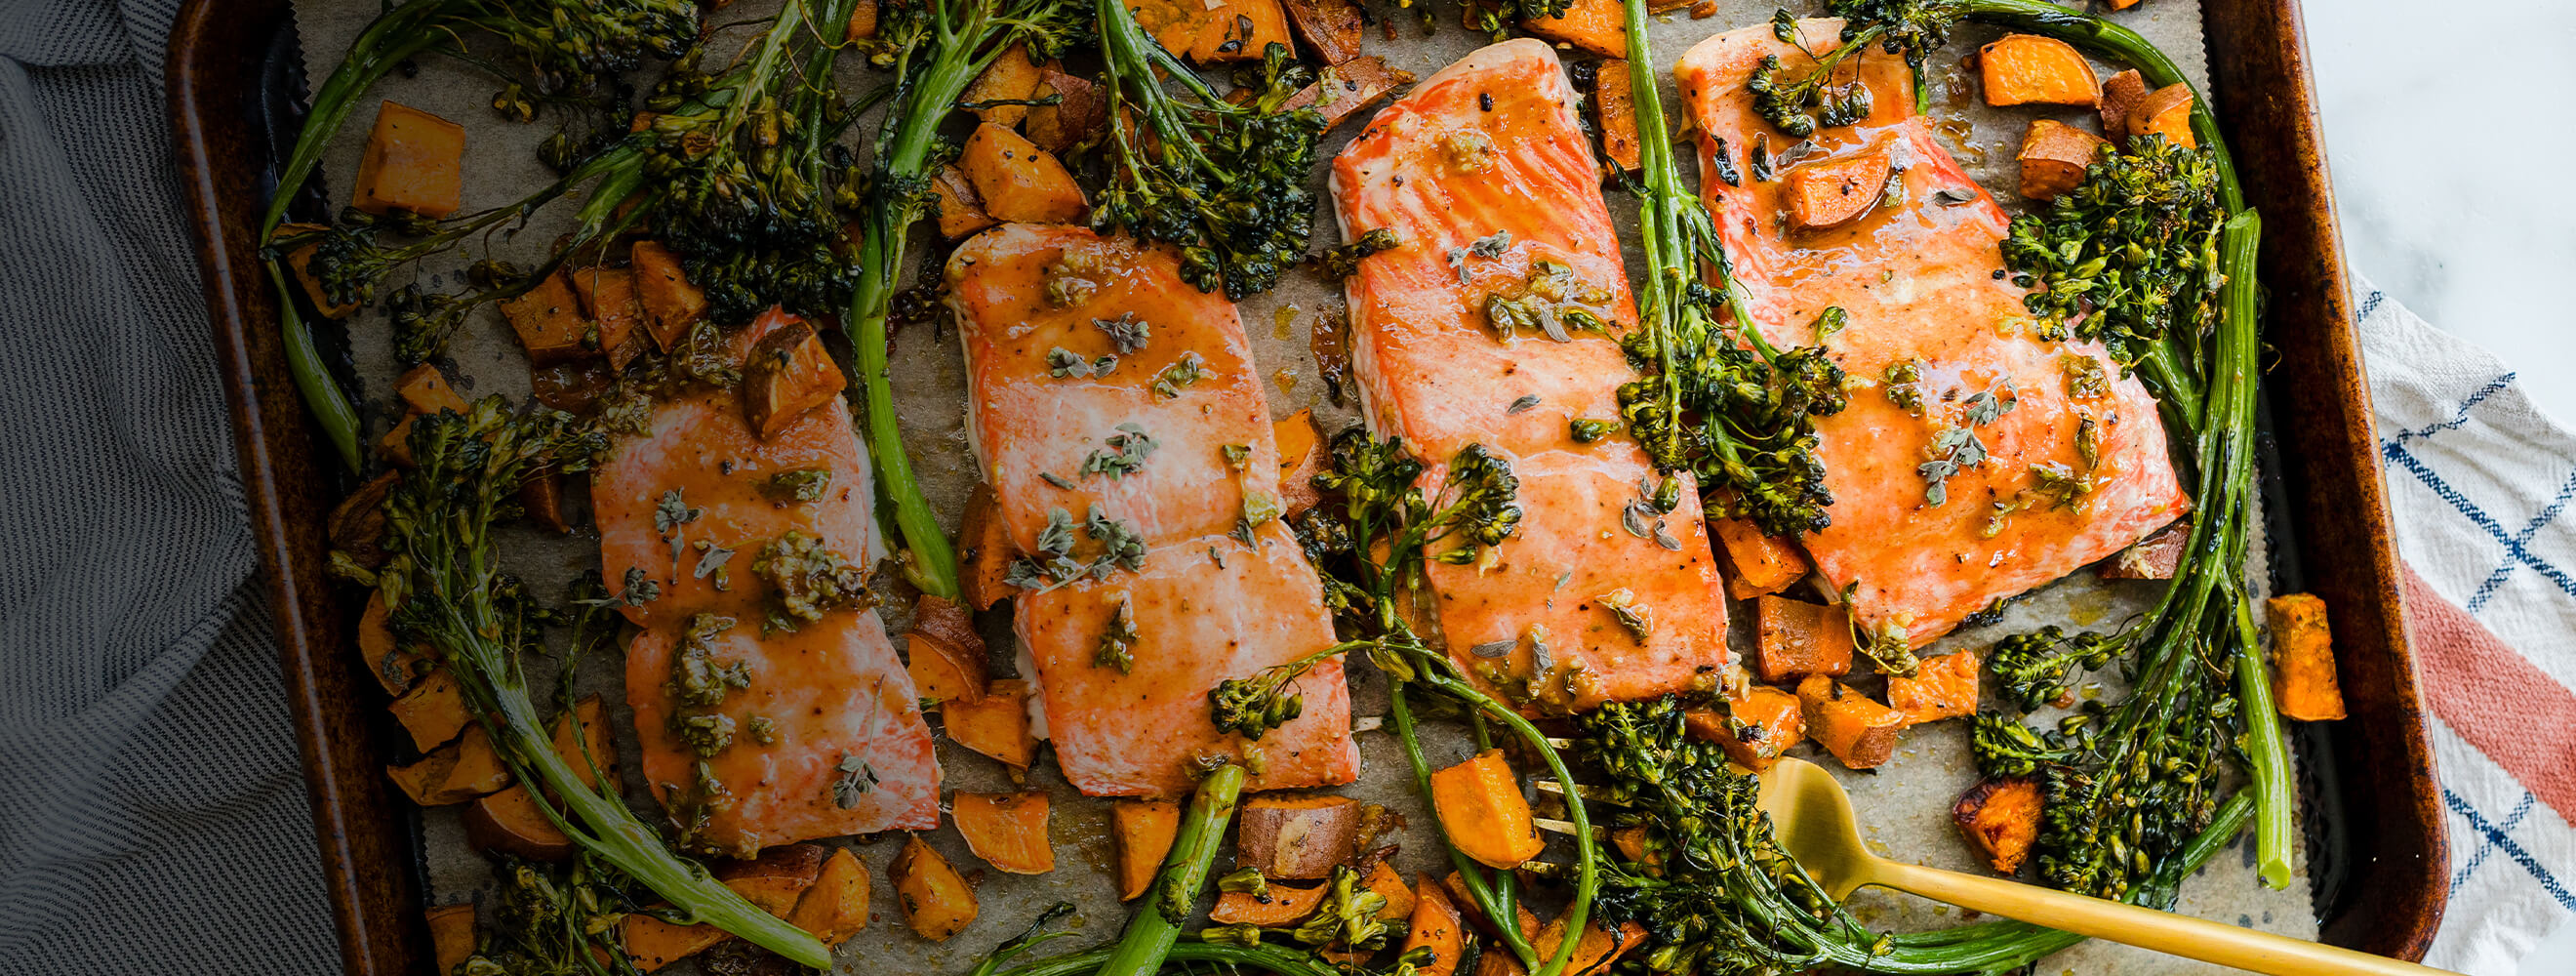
[591,308,938,851]
[946,224,1357,798]
[1675,21,2188,646]
[1332,39,1732,710]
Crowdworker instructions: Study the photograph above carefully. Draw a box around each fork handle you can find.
[1868,859,2455,976]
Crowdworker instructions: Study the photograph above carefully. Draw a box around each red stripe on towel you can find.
[2402,564,2576,821]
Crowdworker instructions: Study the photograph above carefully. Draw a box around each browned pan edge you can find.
[166,0,2446,969]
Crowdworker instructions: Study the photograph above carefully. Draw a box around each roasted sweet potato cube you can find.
[1212,880,1330,926]
[1124,0,1216,54]
[1593,60,1641,174]
[1275,409,1328,518]
[518,472,571,535]
[499,271,590,366]
[2128,83,2196,149]
[330,472,399,568]
[2099,69,2148,143]
[847,0,879,38]
[1953,777,2043,874]
[621,913,730,973]
[426,904,476,976]
[959,483,1017,610]
[1979,34,2099,107]
[352,101,465,218]
[1113,799,1181,901]
[1429,750,1543,869]
[1191,0,1294,61]
[1797,674,1906,769]
[274,223,358,319]
[629,241,705,350]
[933,165,999,240]
[1238,793,1361,879]
[946,677,1037,768]
[553,695,616,789]
[787,847,871,945]
[2101,519,2188,580]
[567,266,648,370]
[2268,593,2347,720]
[1684,686,1803,771]
[965,45,1048,129]
[1520,0,1625,59]
[2017,118,2110,202]
[893,834,980,941]
[1404,878,1467,976]
[1887,652,1979,725]
[1534,916,1649,976]
[741,318,846,440]
[395,364,468,416]
[377,413,422,468]
[1442,871,1537,943]
[1285,57,1415,131]
[2108,0,2140,7]
[955,792,1055,874]
[387,724,510,806]
[1711,517,1807,600]
[357,590,428,697]
[1026,67,1107,153]
[1785,150,1890,231]
[907,593,989,706]
[961,123,1086,224]
[1362,861,1415,920]
[463,784,573,860]
[620,852,819,972]
[1283,0,1364,64]
[389,668,470,751]
[1754,595,1854,683]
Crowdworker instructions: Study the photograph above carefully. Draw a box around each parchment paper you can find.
[289,1,2312,971]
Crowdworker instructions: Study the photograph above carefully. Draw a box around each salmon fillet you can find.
[1331,39,1731,710]
[1675,21,2188,646]
[946,224,1357,797]
[591,308,938,848]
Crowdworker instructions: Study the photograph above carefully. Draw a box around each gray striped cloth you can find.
[0,0,340,972]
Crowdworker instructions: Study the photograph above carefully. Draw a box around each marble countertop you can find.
[2310,1,2576,425]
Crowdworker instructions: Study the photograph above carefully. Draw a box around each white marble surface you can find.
[2310,1,2576,425]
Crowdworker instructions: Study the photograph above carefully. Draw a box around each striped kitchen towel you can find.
[2360,277,2576,975]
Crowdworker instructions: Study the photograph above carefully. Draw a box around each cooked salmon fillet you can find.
[946,223,1357,797]
[1675,21,2188,646]
[1331,39,1731,710]
[591,308,938,847]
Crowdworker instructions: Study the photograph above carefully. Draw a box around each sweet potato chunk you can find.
[1886,652,1979,725]
[961,123,1086,224]
[847,0,878,38]
[274,223,358,319]
[629,241,705,350]
[1754,596,1854,683]
[1285,57,1415,131]
[620,849,822,971]
[389,668,470,751]
[567,265,647,370]
[955,792,1055,874]
[1112,799,1181,901]
[1283,0,1364,64]
[1534,916,1648,976]
[2268,593,2347,720]
[1238,793,1361,879]
[959,483,1017,610]
[1684,686,1803,771]
[1026,67,1107,154]
[907,594,988,706]
[2128,83,2196,148]
[351,101,464,218]
[1190,0,1294,62]
[2098,69,2148,143]
[1594,59,1641,174]
[2016,118,2109,202]
[1979,34,2099,107]
[1520,0,1624,59]
[2101,519,2188,580]
[1785,150,1889,232]
[499,271,590,366]
[426,904,476,975]
[395,364,468,416]
[1441,872,1538,943]
[1429,750,1543,869]
[1274,410,1328,518]
[893,834,980,941]
[1711,517,1807,600]
[741,317,847,440]
[552,695,616,789]
[463,785,572,860]
[1404,877,1466,976]
[387,724,509,806]
[1797,674,1906,769]
[1953,777,2043,874]
[946,677,1037,769]
[964,45,1047,129]
[787,847,871,945]
[356,590,427,697]
[933,165,1000,240]
[330,471,399,568]
[1211,881,1329,926]
[1363,861,1415,920]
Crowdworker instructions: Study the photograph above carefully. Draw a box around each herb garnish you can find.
[829,752,877,809]
[760,468,832,504]
[1151,351,1210,398]
[1082,423,1159,480]
[1094,311,1151,353]
[1095,595,1139,672]
[1047,346,1118,379]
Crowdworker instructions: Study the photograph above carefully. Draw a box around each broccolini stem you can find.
[1094,764,1247,976]
[265,265,365,469]
[2210,211,2292,889]
[1409,670,1599,976]
[1386,684,1541,969]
